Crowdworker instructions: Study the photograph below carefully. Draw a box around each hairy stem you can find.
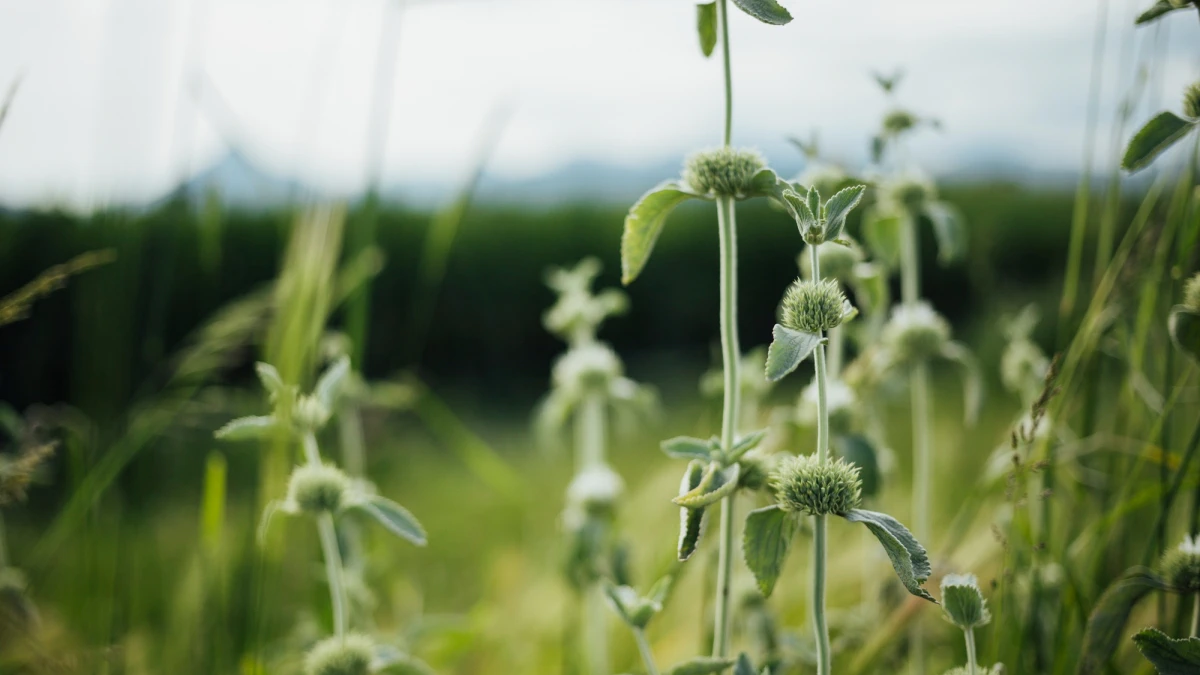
[717,0,732,147]
[317,511,348,637]
[302,432,322,466]
[713,193,741,657]
[964,627,978,675]
[576,389,610,675]
[634,628,661,675]
[810,243,832,675]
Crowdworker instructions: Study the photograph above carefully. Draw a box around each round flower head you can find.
[304,634,374,675]
[883,302,951,363]
[1184,272,1200,313]
[1184,81,1200,120]
[1161,534,1200,592]
[771,454,862,516]
[287,463,350,513]
[781,279,848,334]
[566,463,624,514]
[552,343,622,394]
[683,147,766,198]
[293,394,332,431]
[940,573,991,629]
[883,172,937,213]
[798,240,864,284]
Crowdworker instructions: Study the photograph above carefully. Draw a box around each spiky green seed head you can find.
[781,279,848,334]
[883,302,951,363]
[771,454,862,516]
[304,634,374,675]
[1184,272,1200,312]
[682,147,766,198]
[799,240,864,284]
[1184,82,1200,119]
[293,394,331,431]
[287,464,350,513]
[884,173,937,213]
[940,573,991,629]
[1161,534,1200,592]
[552,343,622,393]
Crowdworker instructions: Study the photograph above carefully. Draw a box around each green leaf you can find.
[822,184,866,240]
[622,181,701,284]
[1078,568,1176,675]
[602,581,661,629]
[835,434,881,498]
[1133,627,1200,674]
[940,341,983,426]
[843,509,935,602]
[1122,111,1197,172]
[1170,307,1200,363]
[732,654,756,675]
[697,3,718,57]
[673,461,741,508]
[646,573,675,609]
[665,656,737,675]
[343,495,427,546]
[749,169,790,203]
[924,201,967,264]
[1136,0,1192,24]
[314,354,351,410]
[730,0,792,25]
[254,362,287,401]
[727,428,768,461]
[765,324,823,382]
[662,436,718,461]
[214,415,279,441]
[781,189,816,228]
[742,504,798,597]
[371,645,437,675]
[863,207,903,268]
[805,186,821,221]
[678,460,708,561]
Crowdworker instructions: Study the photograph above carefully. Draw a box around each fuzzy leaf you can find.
[843,509,934,602]
[343,495,427,546]
[1170,307,1200,363]
[940,341,983,426]
[696,2,718,57]
[254,362,287,401]
[1122,111,1197,172]
[214,415,278,441]
[805,186,821,221]
[728,428,769,461]
[749,169,790,203]
[662,436,718,461]
[1133,627,1200,674]
[730,0,792,25]
[835,434,881,498]
[678,460,708,561]
[822,184,866,240]
[765,324,823,381]
[781,190,817,229]
[742,504,798,597]
[665,656,737,675]
[622,181,700,284]
[863,207,903,268]
[1136,0,1192,24]
[315,355,351,410]
[924,201,967,264]
[673,461,741,508]
[1078,568,1176,675]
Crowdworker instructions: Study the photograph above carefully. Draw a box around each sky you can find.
[0,0,1196,209]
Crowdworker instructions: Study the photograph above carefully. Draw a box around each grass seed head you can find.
[304,634,374,675]
[1183,272,1200,312]
[940,573,991,628]
[781,279,847,334]
[287,464,350,513]
[1161,534,1200,592]
[771,454,862,516]
[1184,82,1200,119]
[683,147,766,198]
[883,302,951,363]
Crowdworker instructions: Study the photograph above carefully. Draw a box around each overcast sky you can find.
[0,0,1196,209]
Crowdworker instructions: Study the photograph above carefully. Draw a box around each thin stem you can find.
[813,514,831,675]
[964,627,978,675]
[0,512,8,568]
[577,391,606,471]
[575,388,609,675]
[302,432,322,466]
[828,326,845,378]
[634,628,661,675]
[317,511,348,637]
[712,194,741,658]
[1192,592,1200,638]
[899,213,920,305]
[717,0,732,147]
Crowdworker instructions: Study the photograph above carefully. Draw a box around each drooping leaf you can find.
[730,0,792,25]
[835,434,881,498]
[1078,568,1176,675]
[622,182,701,284]
[214,415,279,441]
[1169,307,1200,363]
[862,207,903,268]
[1136,0,1192,24]
[673,461,741,508]
[765,324,823,381]
[1133,627,1200,674]
[314,355,351,410]
[343,495,427,546]
[822,184,866,240]
[843,509,935,602]
[742,504,798,597]
[678,460,708,561]
[940,341,983,426]
[662,436,718,461]
[1122,111,1197,172]
[665,656,737,675]
[697,3,718,57]
[728,428,769,461]
[924,201,967,264]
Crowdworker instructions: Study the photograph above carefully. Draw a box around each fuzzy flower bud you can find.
[940,573,991,629]
[883,302,951,363]
[1184,272,1200,312]
[770,454,862,516]
[287,464,350,513]
[552,343,622,394]
[293,394,332,431]
[682,147,766,198]
[781,279,848,334]
[1161,534,1200,592]
[799,240,864,284]
[304,634,374,675]
[1184,82,1200,120]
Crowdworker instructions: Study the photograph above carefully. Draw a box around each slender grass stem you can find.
[317,511,348,637]
[964,627,978,675]
[1192,593,1200,638]
[713,193,741,658]
[634,628,661,675]
[810,243,832,675]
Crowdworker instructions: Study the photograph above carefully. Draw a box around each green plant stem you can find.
[717,0,732,147]
[713,194,741,658]
[302,432,322,466]
[577,391,606,471]
[0,512,7,568]
[575,388,610,675]
[634,628,661,675]
[317,511,348,637]
[810,245,832,675]
[1192,593,1200,638]
[964,627,978,675]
